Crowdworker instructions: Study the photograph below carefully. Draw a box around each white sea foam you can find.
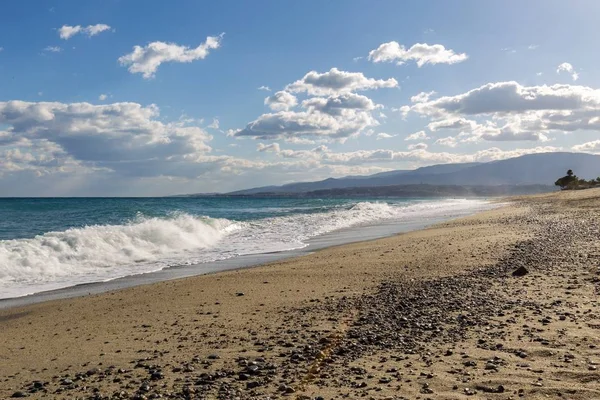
[0,199,492,299]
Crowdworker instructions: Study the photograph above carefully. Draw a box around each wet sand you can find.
[1,189,600,399]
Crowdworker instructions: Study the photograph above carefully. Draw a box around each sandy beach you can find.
[2,189,600,399]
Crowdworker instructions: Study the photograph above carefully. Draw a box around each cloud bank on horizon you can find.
[0,1,599,196]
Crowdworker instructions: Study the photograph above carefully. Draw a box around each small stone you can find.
[246,381,261,389]
[150,370,163,381]
[11,392,27,398]
[512,266,529,277]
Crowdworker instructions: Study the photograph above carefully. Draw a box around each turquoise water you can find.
[0,197,492,299]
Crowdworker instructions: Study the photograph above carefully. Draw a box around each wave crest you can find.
[0,214,239,286]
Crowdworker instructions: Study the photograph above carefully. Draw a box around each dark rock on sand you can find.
[512,266,529,276]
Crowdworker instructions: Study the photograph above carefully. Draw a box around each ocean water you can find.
[0,197,493,299]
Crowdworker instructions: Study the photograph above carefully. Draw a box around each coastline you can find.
[2,189,600,399]
[0,199,494,309]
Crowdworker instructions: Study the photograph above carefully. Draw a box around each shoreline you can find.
[2,189,600,399]
[0,200,494,309]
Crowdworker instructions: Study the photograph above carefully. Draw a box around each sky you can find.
[1,0,600,196]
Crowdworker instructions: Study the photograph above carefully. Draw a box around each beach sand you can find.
[2,189,600,399]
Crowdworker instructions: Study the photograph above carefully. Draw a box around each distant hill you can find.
[224,152,600,195]
[241,184,555,198]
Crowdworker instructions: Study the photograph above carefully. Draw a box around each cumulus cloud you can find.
[264,91,298,111]
[301,93,377,116]
[435,137,458,148]
[408,81,600,116]
[557,62,579,81]
[411,91,436,103]
[234,107,378,141]
[235,68,396,141]
[376,133,396,140]
[98,94,108,101]
[258,86,271,92]
[59,24,112,39]
[572,140,600,153]
[118,34,224,79]
[368,42,467,67]
[407,142,428,150]
[286,67,398,96]
[405,81,600,143]
[264,143,559,166]
[0,100,217,179]
[427,117,478,132]
[257,142,281,153]
[283,137,317,145]
[405,131,430,141]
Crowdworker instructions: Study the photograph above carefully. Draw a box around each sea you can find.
[0,197,495,301]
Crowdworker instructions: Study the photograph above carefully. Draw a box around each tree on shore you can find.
[555,170,579,189]
[555,169,599,190]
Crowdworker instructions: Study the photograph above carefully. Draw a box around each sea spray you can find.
[0,198,493,299]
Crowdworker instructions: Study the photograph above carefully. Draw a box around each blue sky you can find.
[1,0,600,196]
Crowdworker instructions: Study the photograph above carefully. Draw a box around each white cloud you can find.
[427,116,547,144]
[572,140,600,153]
[376,133,396,140]
[435,137,458,148]
[0,100,216,179]
[86,24,112,36]
[264,91,298,111]
[368,42,468,67]
[207,118,220,129]
[405,131,430,141]
[557,62,579,81]
[118,34,224,79]
[407,142,428,150]
[427,117,478,132]
[257,143,281,153]
[411,91,436,103]
[408,81,600,116]
[283,137,317,145]
[43,46,62,53]
[286,67,398,96]
[234,106,378,141]
[406,81,600,139]
[264,143,559,166]
[258,86,271,92]
[237,68,395,141]
[528,44,539,50]
[302,93,377,115]
[59,24,112,40]
[98,94,108,101]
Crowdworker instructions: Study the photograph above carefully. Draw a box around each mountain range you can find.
[222,152,600,195]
